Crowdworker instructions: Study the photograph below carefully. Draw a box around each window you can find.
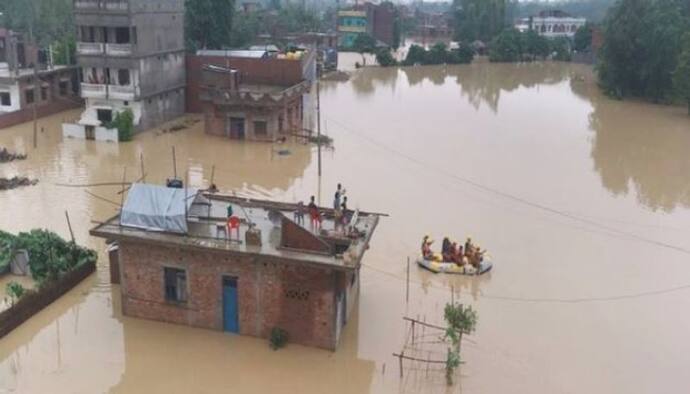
[97,109,112,123]
[41,86,48,101]
[25,89,34,104]
[115,27,130,44]
[254,121,268,137]
[164,267,187,303]
[118,69,130,86]
[59,81,68,96]
[0,92,10,106]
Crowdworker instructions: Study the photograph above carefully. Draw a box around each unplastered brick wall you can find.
[119,241,338,349]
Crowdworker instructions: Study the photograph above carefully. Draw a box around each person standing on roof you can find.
[308,196,321,229]
[333,183,344,210]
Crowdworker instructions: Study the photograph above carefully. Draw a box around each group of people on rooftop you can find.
[293,183,351,232]
[421,235,486,268]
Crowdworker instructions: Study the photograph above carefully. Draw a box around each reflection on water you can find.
[587,89,690,212]
[1,62,690,394]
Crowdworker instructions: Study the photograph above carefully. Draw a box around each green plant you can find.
[375,48,397,67]
[6,281,25,305]
[108,109,135,142]
[3,229,97,284]
[443,302,478,386]
[269,327,288,350]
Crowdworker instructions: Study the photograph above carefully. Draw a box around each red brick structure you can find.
[91,190,380,350]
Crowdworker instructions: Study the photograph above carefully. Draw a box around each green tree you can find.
[444,303,478,386]
[375,48,397,67]
[550,37,572,61]
[353,34,377,66]
[108,109,135,142]
[453,0,506,43]
[403,44,428,65]
[597,0,687,101]
[448,42,476,64]
[489,28,522,62]
[427,42,449,64]
[185,0,235,50]
[522,29,549,60]
[574,22,594,52]
[674,33,690,114]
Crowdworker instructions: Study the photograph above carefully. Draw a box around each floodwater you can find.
[1,57,690,393]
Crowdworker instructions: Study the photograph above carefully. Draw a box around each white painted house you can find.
[516,10,586,39]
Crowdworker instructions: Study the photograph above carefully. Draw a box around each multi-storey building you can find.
[515,10,587,39]
[64,0,186,141]
[0,28,81,128]
[337,2,397,49]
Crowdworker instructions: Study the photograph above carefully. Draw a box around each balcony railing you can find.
[77,42,105,55]
[74,0,128,12]
[81,83,107,99]
[109,85,135,100]
[106,43,133,56]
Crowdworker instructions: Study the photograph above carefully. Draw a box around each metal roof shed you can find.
[120,183,197,234]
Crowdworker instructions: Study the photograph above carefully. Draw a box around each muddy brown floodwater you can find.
[1,57,690,393]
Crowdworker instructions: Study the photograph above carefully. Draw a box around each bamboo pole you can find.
[406,257,410,304]
[140,153,145,183]
[65,211,75,243]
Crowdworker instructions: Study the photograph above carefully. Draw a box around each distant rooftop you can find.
[196,49,268,59]
[91,188,381,271]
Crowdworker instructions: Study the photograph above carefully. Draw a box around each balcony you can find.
[106,43,132,57]
[77,42,105,55]
[74,0,128,12]
[338,25,367,33]
[81,83,107,99]
[109,85,135,100]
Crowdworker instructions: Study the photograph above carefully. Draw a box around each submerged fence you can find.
[0,261,95,339]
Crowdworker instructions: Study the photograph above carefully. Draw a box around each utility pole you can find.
[33,63,38,149]
[316,79,322,177]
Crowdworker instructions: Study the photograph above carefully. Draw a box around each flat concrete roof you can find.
[91,193,380,272]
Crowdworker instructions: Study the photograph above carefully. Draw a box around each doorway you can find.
[228,117,245,140]
[222,277,239,333]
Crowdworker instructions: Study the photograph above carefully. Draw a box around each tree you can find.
[489,28,522,62]
[427,42,449,64]
[674,33,690,114]
[550,37,572,61]
[444,303,478,386]
[453,0,506,43]
[403,44,428,66]
[353,34,377,66]
[597,0,687,102]
[574,22,593,52]
[185,0,235,50]
[108,109,135,142]
[375,48,397,67]
[522,29,549,60]
[449,42,476,64]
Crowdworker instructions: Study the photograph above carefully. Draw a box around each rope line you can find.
[325,115,690,256]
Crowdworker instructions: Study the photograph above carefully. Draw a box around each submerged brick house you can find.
[91,184,380,350]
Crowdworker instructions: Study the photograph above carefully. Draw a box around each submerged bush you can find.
[0,229,97,284]
[108,109,135,142]
[6,281,25,305]
[269,327,288,350]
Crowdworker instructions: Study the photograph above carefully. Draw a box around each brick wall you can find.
[186,55,304,113]
[119,241,339,350]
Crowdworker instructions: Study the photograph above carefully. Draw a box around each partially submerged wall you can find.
[118,241,338,349]
[0,261,96,339]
